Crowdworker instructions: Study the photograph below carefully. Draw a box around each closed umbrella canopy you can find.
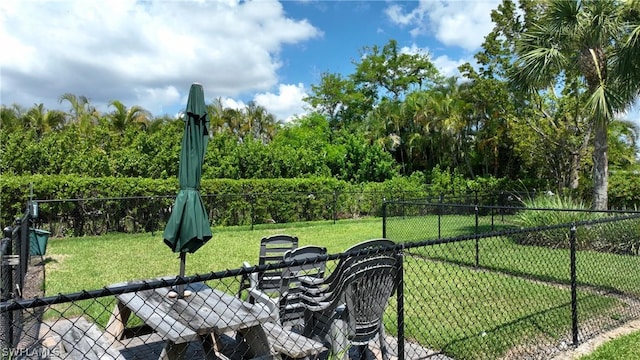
[163,83,212,253]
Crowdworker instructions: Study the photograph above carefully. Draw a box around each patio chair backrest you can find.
[318,238,396,293]
[257,234,299,296]
[301,252,400,355]
[342,254,399,344]
[279,245,327,326]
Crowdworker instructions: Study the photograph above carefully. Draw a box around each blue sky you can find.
[1,0,637,123]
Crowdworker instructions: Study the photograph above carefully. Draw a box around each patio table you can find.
[105,280,277,360]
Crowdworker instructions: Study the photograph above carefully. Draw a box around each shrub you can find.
[512,193,640,255]
[511,193,592,249]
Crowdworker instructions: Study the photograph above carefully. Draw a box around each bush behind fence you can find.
[25,191,528,238]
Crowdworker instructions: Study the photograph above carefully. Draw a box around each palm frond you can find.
[545,0,580,38]
[511,36,569,92]
[582,0,624,46]
[616,23,640,88]
[586,83,625,125]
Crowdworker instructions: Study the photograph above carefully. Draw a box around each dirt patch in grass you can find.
[24,257,45,299]
[15,258,46,350]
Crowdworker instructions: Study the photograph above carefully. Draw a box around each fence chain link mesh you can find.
[2,199,640,359]
[384,201,640,359]
[1,247,405,360]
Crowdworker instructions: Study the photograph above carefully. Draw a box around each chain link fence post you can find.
[1,229,14,353]
[475,205,479,267]
[570,224,578,346]
[382,199,387,238]
[333,190,338,225]
[396,244,405,360]
[438,193,443,239]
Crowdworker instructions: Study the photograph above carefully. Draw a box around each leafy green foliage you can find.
[511,193,640,255]
[581,329,640,360]
[1,173,518,234]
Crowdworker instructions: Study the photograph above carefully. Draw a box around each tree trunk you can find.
[569,152,580,190]
[592,120,608,210]
[570,124,592,190]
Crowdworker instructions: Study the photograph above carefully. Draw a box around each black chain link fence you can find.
[1,206,40,359]
[383,201,640,359]
[28,191,533,238]
[3,199,640,359]
[1,245,406,360]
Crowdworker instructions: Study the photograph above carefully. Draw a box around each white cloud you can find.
[385,0,501,52]
[0,0,320,116]
[399,44,429,56]
[132,86,181,116]
[432,55,468,78]
[400,44,469,78]
[253,83,308,122]
[221,98,247,111]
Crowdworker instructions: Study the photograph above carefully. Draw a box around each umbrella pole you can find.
[178,251,186,298]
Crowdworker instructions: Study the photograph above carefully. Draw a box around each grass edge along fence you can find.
[2,205,640,359]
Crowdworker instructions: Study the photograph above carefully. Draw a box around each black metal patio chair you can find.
[238,234,298,300]
[246,244,328,328]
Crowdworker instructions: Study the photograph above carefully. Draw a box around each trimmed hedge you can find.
[1,173,519,236]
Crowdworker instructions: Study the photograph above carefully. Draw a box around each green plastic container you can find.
[29,228,51,256]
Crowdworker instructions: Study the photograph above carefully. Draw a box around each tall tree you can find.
[24,103,66,136]
[350,39,441,175]
[107,100,151,133]
[58,93,99,135]
[207,98,227,134]
[0,104,25,132]
[510,0,640,209]
[244,101,279,144]
[304,72,369,131]
[352,39,439,101]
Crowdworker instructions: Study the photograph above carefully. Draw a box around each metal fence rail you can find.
[0,245,404,360]
[384,201,640,359]
[2,204,640,359]
[27,190,533,237]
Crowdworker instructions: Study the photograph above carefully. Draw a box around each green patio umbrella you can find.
[163,83,212,297]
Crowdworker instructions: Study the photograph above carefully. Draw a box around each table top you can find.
[115,281,277,344]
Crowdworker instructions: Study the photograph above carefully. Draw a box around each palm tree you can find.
[107,100,151,133]
[221,107,244,141]
[0,104,25,132]
[24,103,66,137]
[58,93,100,135]
[207,98,227,134]
[510,0,640,210]
[244,101,279,143]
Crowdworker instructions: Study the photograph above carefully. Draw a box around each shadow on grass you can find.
[406,252,639,359]
[414,250,637,300]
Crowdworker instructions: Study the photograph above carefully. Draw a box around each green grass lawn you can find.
[388,215,640,296]
[410,236,640,296]
[396,256,624,359]
[41,216,635,359]
[383,213,516,241]
[44,218,384,293]
[580,329,640,359]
